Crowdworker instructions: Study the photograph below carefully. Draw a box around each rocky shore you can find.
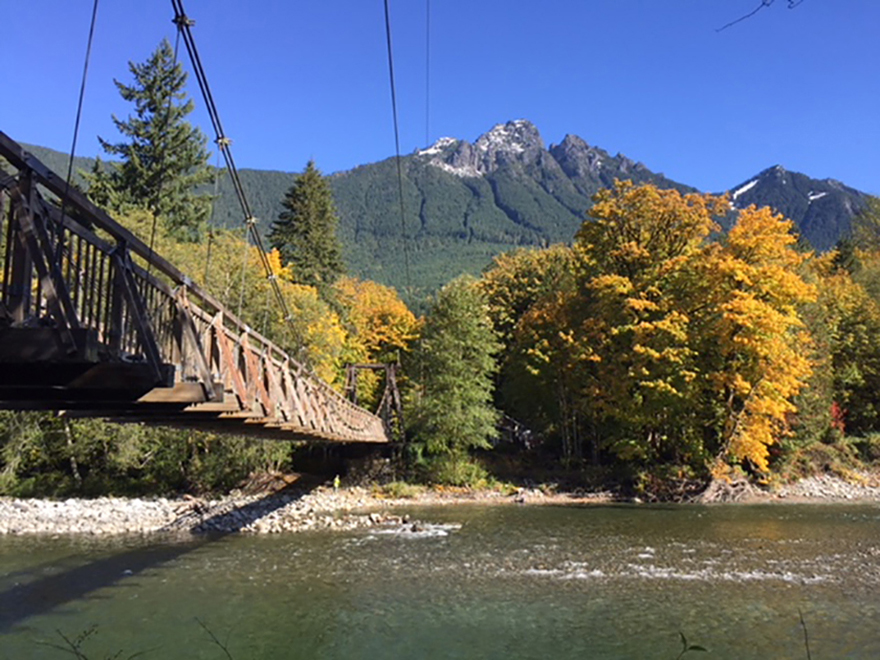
[0,473,878,536]
[773,471,880,501]
[0,487,410,536]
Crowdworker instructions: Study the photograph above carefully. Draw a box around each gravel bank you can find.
[772,472,880,502]
[1,473,877,536]
[0,484,617,536]
[0,487,407,536]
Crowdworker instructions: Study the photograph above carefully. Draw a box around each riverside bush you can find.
[428,454,490,487]
[853,433,880,464]
[376,481,424,499]
[0,412,292,497]
[779,438,861,481]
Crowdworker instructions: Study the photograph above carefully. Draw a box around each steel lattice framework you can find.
[0,132,391,444]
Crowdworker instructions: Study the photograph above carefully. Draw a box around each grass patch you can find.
[374,481,425,499]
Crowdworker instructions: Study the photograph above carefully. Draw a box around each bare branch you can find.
[196,618,235,660]
[799,609,813,660]
[716,0,804,32]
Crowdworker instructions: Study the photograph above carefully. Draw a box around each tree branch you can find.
[196,618,235,660]
[716,0,804,33]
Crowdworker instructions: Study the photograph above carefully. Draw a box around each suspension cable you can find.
[237,225,250,321]
[56,0,100,265]
[170,0,304,356]
[383,0,413,293]
[425,0,431,147]
[203,148,222,288]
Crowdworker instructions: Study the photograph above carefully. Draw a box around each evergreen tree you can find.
[269,160,345,287]
[410,276,500,461]
[86,39,212,240]
[852,196,880,252]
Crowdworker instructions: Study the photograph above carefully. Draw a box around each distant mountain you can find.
[15,122,872,296]
[330,120,695,295]
[725,165,869,251]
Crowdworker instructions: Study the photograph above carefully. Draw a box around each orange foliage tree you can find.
[702,206,816,472]
[482,182,818,477]
[333,276,418,405]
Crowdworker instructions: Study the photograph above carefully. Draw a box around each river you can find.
[1,503,879,659]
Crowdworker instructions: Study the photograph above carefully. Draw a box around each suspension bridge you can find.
[0,0,416,444]
[0,131,393,444]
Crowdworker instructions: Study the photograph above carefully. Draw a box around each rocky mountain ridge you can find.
[414,120,674,189]
[727,164,868,250]
[329,119,869,293]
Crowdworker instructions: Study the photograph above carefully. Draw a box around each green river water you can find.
[1,503,879,659]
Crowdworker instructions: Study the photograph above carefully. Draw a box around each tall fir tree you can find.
[269,160,345,287]
[410,276,501,461]
[86,39,212,241]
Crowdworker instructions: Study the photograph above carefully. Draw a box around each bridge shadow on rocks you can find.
[0,484,317,633]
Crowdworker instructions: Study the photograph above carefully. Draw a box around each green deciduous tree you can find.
[269,160,345,287]
[814,257,880,435]
[86,39,213,240]
[479,246,584,460]
[409,276,500,467]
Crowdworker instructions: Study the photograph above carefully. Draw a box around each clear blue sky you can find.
[3,1,879,193]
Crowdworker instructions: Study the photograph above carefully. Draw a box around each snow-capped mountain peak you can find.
[417,119,546,178]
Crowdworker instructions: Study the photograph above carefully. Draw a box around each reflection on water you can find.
[1,504,879,659]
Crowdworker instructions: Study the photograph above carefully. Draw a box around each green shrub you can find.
[377,481,424,499]
[778,439,861,481]
[852,433,880,464]
[428,454,489,487]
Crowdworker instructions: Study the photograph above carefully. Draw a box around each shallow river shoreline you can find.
[1,472,879,536]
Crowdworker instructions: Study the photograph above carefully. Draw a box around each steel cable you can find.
[383,0,413,293]
[56,0,100,268]
[170,0,304,357]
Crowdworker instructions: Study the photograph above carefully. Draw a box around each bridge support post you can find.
[4,180,33,324]
[7,173,80,352]
[111,246,165,382]
[344,363,406,442]
[173,287,217,401]
[108,242,126,355]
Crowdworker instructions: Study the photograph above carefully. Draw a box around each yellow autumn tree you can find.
[334,276,418,360]
[333,276,418,405]
[490,182,819,478]
[702,205,816,472]
[125,215,348,386]
[571,181,729,465]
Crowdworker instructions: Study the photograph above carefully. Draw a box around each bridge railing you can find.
[0,132,389,443]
